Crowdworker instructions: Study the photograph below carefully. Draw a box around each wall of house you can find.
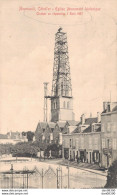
[101,111,117,168]
[62,132,101,164]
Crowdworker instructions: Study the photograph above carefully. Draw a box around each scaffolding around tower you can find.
[52,27,72,98]
[43,28,74,122]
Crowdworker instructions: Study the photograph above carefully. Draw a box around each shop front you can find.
[64,148,69,159]
[92,150,100,164]
[79,149,86,162]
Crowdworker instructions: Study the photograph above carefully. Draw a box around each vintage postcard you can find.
[0,0,117,193]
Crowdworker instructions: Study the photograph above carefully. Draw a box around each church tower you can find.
[51,28,74,122]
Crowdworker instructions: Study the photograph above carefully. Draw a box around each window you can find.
[42,135,45,141]
[107,139,112,149]
[107,105,110,112]
[50,133,53,141]
[70,139,72,148]
[113,139,116,150]
[59,133,62,144]
[102,138,105,148]
[61,82,63,96]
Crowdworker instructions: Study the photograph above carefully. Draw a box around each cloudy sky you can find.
[0,0,117,133]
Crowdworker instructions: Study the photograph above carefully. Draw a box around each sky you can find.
[0,0,117,133]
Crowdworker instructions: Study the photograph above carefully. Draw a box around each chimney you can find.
[103,102,108,111]
[97,112,101,123]
[103,102,111,112]
[81,114,85,125]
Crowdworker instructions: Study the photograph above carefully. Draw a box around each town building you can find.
[62,102,117,168]
[62,113,101,165]
[101,102,117,168]
[0,131,28,145]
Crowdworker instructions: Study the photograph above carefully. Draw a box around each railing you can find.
[0,164,62,189]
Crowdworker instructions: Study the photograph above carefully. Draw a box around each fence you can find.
[0,164,62,189]
[0,163,106,189]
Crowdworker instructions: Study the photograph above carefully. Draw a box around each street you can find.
[0,157,107,189]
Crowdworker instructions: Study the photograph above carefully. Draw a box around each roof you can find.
[0,134,8,139]
[35,122,48,134]
[96,126,101,132]
[82,124,101,133]
[63,126,78,134]
[66,120,79,126]
[102,110,106,114]
[72,123,101,134]
[102,105,117,114]
[56,122,66,128]
[77,117,98,126]
[68,126,78,133]
[83,126,91,133]
[112,105,117,112]
[47,122,56,129]
[71,127,80,134]
[84,117,98,125]
[39,122,48,129]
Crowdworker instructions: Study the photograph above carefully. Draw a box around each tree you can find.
[27,131,34,142]
[105,159,117,188]
[45,143,62,158]
[0,144,13,155]
[22,131,27,136]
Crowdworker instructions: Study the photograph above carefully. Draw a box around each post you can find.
[67,161,70,189]
[10,164,13,189]
[57,166,62,189]
[107,139,110,169]
[27,171,28,189]
[42,169,44,189]
[23,169,24,188]
[57,168,59,188]
[61,167,62,189]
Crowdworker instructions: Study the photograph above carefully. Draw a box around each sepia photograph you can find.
[0,0,117,191]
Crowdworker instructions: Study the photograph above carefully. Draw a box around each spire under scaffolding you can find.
[43,28,74,122]
[52,27,72,98]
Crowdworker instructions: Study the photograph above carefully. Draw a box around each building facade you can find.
[101,102,117,168]
[62,102,117,168]
[62,113,101,165]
